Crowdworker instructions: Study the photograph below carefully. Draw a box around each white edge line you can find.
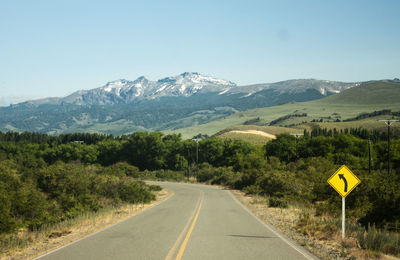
[33,192,175,260]
[227,190,319,260]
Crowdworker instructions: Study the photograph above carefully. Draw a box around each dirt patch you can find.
[1,189,173,260]
[228,130,277,139]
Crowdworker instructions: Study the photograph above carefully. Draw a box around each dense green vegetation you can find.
[1,129,400,234]
[0,131,160,234]
[0,160,155,234]
[305,126,400,142]
[1,128,399,260]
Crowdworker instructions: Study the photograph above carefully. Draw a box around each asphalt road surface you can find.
[35,182,319,260]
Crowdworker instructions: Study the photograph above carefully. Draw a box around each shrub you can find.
[243,185,262,195]
[102,162,140,178]
[357,224,400,256]
[210,167,240,187]
[118,179,155,204]
[0,189,16,233]
[268,197,289,208]
[155,169,185,181]
[258,170,301,198]
[196,163,216,183]
[148,185,162,191]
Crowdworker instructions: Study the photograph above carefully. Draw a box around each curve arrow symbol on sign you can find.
[338,174,348,192]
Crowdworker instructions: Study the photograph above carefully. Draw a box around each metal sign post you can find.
[327,165,360,239]
[342,197,345,239]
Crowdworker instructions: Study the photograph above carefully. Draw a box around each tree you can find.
[123,132,166,170]
[265,134,297,162]
[97,139,125,166]
[198,138,224,166]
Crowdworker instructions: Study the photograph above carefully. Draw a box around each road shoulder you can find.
[228,189,320,260]
[230,189,400,260]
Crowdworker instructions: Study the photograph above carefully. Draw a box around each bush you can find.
[357,224,400,256]
[235,169,264,190]
[118,179,155,204]
[243,185,262,195]
[196,163,216,183]
[102,162,140,178]
[268,197,289,208]
[154,169,185,181]
[258,170,301,198]
[210,167,240,187]
[0,189,16,233]
[148,185,162,191]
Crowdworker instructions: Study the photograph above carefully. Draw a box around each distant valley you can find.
[2,72,395,137]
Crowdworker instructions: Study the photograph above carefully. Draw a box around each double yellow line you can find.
[165,190,204,260]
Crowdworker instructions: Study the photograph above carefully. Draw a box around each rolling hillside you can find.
[0,75,356,135]
[168,80,400,139]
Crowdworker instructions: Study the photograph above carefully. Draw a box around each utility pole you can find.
[290,133,303,159]
[378,119,399,174]
[196,139,199,165]
[368,138,372,174]
[191,138,200,182]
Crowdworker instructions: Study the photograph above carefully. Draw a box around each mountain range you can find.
[21,72,354,106]
[0,72,359,135]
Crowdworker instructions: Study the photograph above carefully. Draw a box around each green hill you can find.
[167,80,400,139]
[321,80,400,105]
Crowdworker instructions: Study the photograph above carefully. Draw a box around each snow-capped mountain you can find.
[0,73,365,135]
[57,72,236,105]
[22,73,356,107]
[0,78,396,136]
[153,72,236,97]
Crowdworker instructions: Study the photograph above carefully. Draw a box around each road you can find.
[35,182,319,260]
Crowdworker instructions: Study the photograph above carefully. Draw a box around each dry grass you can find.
[214,125,302,145]
[0,189,172,260]
[230,190,400,260]
[217,132,272,145]
[225,130,276,138]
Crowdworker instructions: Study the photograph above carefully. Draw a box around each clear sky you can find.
[1,0,399,102]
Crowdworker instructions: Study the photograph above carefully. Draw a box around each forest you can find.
[0,129,399,236]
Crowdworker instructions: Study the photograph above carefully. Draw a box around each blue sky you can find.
[0,0,399,101]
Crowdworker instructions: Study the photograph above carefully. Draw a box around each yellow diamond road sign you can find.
[327,165,360,197]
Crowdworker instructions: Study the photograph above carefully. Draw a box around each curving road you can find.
[35,182,319,260]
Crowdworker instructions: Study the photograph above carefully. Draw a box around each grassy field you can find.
[213,125,302,136]
[297,117,400,132]
[48,119,149,136]
[217,132,272,145]
[167,80,400,139]
[212,125,302,145]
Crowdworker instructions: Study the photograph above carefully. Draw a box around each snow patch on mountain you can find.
[153,72,236,97]
[57,72,237,105]
[18,74,357,107]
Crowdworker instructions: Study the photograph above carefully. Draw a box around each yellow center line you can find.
[175,192,203,260]
[165,190,204,260]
